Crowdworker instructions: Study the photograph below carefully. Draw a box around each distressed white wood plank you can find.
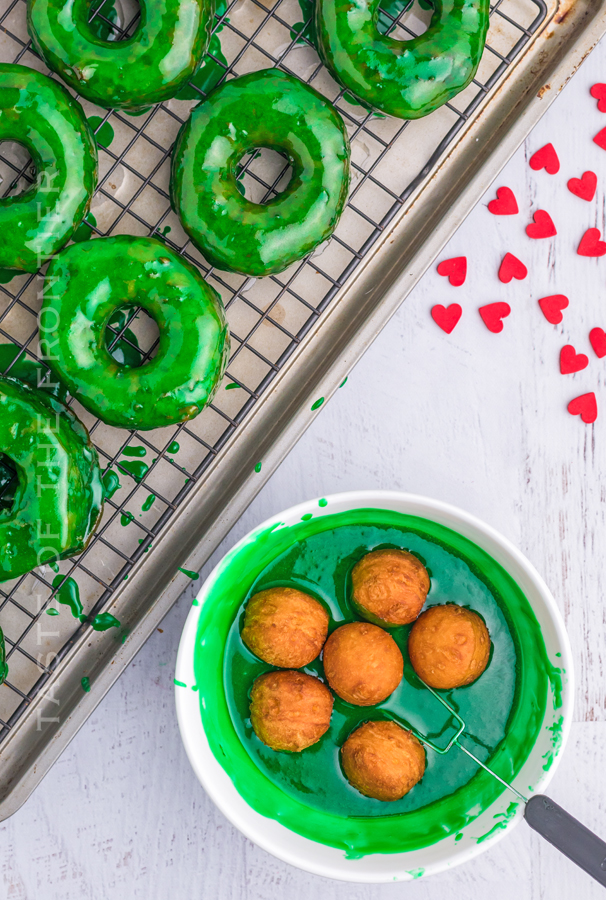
[5,32,606,900]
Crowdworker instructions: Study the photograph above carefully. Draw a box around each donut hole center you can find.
[376,0,432,39]
[0,142,37,199]
[106,306,160,367]
[88,0,142,41]
[236,148,293,203]
[0,454,20,515]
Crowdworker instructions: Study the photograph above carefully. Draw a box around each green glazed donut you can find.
[0,64,97,273]
[315,0,490,119]
[171,69,350,276]
[40,236,230,431]
[27,0,215,111]
[0,377,103,582]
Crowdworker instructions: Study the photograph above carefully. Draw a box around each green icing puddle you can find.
[102,469,121,500]
[193,508,560,857]
[52,575,86,621]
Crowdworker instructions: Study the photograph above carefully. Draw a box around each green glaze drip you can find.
[106,306,145,367]
[87,115,114,148]
[225,382,241,390]
[175,2,229,103]
[407,868,425,879]
[123,445,147,458]
[0,268,17,284]
[50,560,60,573]
[192,599,200,606]
[454,832,463,842]
[0,453,17,513]
[88,0,118,40]
[475,802,519,843]
[193,508,557,857]
[46,608,59,616]
[0,344,69,403]
[72,211,97,244]
[102,469,121,500]
[542,715,564,772]
[318,498,328,507]
[167,441,180,454]
[301,513,313,521]
[142,493,156,512]
[174,679,187,688]
[311,397,325,411]
[339,376,348,388]
[52,575,86,621]
[120,460,149,482]
[81,676,91,692]
[179,568,199,580]
[91,612,120,631]
[0,627,7,685]
[120,511,134,526]
[254,462,262,473]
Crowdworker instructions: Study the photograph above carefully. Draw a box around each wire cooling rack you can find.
[0,0,546,742]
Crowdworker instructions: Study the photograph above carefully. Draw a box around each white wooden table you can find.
[5,37,606,900]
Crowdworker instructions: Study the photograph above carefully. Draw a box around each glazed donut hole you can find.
[241,586,330,668]
[237,148,293,203]
[105,305,160,367]
[408,604,491,690]
[341,720,426,801]
[249,669,334,752]
[351,548,430,627]
[0,142,34,198]
[322,621,403,706]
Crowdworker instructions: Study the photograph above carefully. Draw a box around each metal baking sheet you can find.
[0,0,604,820]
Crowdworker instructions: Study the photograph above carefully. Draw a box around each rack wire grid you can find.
[0,0,547,741]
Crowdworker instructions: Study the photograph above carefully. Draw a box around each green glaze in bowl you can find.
[175,492,573,882]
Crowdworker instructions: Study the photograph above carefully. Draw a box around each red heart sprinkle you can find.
[590,83,606,112]
[431,304,462,334]
[567,171,597,201]
[567,392,597,424]
[487,187,519,215]
[560,345,589,374]
[529,143,560,174]
[479,302,511,333]
[498,253,527,283]
[589,327,606,358]
[577,228,606,257]
[526,210,557,239]
[538,294,569,324]
[594,127,606,151]
[436,257,467,286]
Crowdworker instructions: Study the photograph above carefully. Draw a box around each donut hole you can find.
[105,305,160,367]
[236,148,293,204]
[0,454,20,514]
[88,0,141,41]
[376,0,432,39]
[0,142,37,199]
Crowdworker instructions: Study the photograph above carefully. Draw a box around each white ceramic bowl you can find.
[175,491,573,883]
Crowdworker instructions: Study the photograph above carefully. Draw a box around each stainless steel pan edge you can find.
[0,0,603,821]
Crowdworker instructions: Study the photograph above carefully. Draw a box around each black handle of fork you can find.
[525,794,606,886]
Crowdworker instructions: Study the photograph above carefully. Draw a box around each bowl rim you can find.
[175,490,574,882]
